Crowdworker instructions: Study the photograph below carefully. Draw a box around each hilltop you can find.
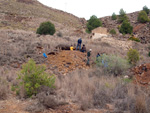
[0,0,86,32]
[100,11,150,43]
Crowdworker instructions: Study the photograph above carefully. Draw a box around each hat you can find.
[89,49,92,51]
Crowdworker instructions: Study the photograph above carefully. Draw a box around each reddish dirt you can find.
[47,51,88,74]
[133,24,145,33]
[132,63,150,86]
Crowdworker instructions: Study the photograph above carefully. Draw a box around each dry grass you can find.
[0,0,82,31]
[55,69,120,110]
[53,68,150,112]
[0,67,12,100]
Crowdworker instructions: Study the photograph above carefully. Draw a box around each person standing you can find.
[87,49,92,66]
[76,38,82,51]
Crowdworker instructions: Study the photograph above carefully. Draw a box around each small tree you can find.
[17,59,55,97]
[138,11,149,23]
[36,21,56,35]
[119,21,133,34]
[143,5,149,14]
[118,9,128,23]
[86,15,102,33]
[127,49,140,65]
[111,13,117,20]
[119,9,126,16]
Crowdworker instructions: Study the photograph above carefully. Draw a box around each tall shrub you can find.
[86,15,102,33]
[118,9,128,23]
[127,49,140,65]
[112,13,117,20]
[143,5,150,14]
[138,11,149,23]
[36,21,56,35]
[119,21,133,34]
[96,54,130,76]
[17,59,55,97]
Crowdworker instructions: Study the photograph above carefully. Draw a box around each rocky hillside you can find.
[100,11,150,43]
[0,0,85,32]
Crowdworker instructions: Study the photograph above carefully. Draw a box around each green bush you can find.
[16,59,55,97]
[128,36,140,42]
[127,49,140,65]
[36,21,56,35]
[119,21,133,34]
[86,15,102,33]
[148,52,150,57]
[143,5,149,14]
[96,54,130,76]
[118,9,128,23]
[119,8,126,16]
[111,13,117,20]
[109,29,116,35]
[138,11,150,23]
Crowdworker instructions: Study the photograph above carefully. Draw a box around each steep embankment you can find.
[100,11,150,43]
[0,0,85,31]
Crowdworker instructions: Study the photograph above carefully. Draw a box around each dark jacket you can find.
[78,38,82,44]
[87,51,91,57]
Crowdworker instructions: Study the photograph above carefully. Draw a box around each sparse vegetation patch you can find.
[16,59,55,97]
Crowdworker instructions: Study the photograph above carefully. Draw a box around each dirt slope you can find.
[47,51,88,75]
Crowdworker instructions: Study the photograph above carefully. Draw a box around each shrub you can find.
[119,8,126,16]
[86,15,102,33]
[36,21,55,35]
[128,36,140,42]
[16,59,55,97]
[138,11,149,23]
[111,13,117,20]
[127,49,140,65]
[148,52,150,57]
[96,54,130,76]
[109,29,116,35]
[143,5,150,14]
[119,21,133,34]
[118,9,128,23]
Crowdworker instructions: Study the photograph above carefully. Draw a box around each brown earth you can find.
[132,63,150,86]
[0,97,104,113]
[47,51,88,75]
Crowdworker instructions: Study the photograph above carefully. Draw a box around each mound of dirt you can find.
[132,63,150,86]
[47,51,88,74]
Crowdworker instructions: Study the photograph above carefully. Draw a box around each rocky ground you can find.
[47,51,88,75]
[133,63,150,86]
[100,11,150,44]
